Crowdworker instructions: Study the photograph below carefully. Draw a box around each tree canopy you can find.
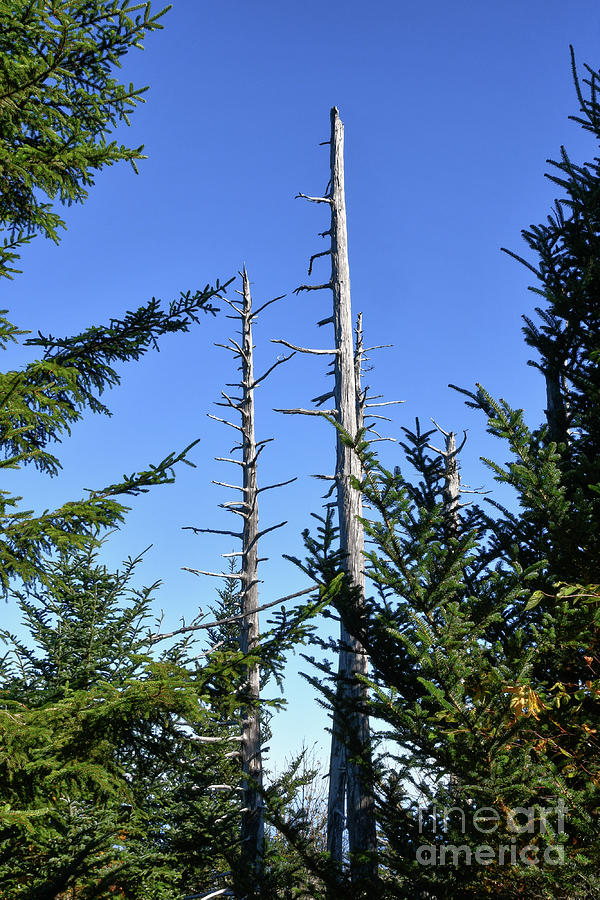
[0,0,170,279]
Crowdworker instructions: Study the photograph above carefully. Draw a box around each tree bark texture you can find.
[442,430,460,540]
[238,269,264,878]
[327,107,377,881]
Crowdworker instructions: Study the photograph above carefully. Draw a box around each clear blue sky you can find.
[4,0,600,765]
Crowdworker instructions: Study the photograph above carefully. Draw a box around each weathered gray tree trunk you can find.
[441,430,461,539]
[238,269,264,877]
[274,108,378,881]
[429,421,465,541]
[327,108,377,880]
[186,269,295,890]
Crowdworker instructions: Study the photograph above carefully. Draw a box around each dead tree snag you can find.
[277,108,378,881]
[186,268,294,889]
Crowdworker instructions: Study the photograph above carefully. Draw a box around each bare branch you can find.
[219,294,244,316]
[183,526,242,540]
[224,390,244,403]
[251,293,286,319]
[308,249,332,275]
[427,443,445,456]
[274,407,336,416]
[214,400,243,412]
[182,567,244,579]
[229,338,248,359]
[212,481,246,492]
[258,477,297,494]
[213,342,238,354]
[456,430,469,455]
[162,586,316,636]
[219,505,249,518]
[322,480,336,499]
[189,887,233,900]
[317,315,335,327]
[219,390,243,409]
[430,418,450,438]
[271,339,338,356]
[312,389,335,406]
[215,456,244,467]
[293,283,333,294]
[247,444,267,468]
[296,192,333,204]
[207,413,243,432]
[208,785,245,792]
[428,424,468,458]
[256,520,287,540]
[251,352,296,389]
[365,400,404,408]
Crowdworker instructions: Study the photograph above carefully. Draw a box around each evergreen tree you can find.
[0,538,246,899]
[163,562,246,898]
[0,0,169,279]
[206,559,244,651]
[0,284,227,593]
[0,0,231,590]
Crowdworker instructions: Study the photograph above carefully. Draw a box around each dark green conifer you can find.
[0,0,230,589]
[0,0,169,279]
[0,538,246,898]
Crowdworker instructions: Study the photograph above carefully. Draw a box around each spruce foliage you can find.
[0,0,230,590]
[0,539,247,899]
[0,284,228,592]
[0,6,241,896]
[0,0,170,279]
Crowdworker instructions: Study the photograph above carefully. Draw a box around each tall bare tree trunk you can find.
[238,269,264,879]
[275,108,378,882]
[327,107,377,881]
[186,269,295,891]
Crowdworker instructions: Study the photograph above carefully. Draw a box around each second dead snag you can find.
[185,269,294,889]
[237,269,263,876]
[428,421,467,541]
[276,107,378,879]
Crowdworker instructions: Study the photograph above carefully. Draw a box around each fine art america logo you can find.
[416,802,567,867]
